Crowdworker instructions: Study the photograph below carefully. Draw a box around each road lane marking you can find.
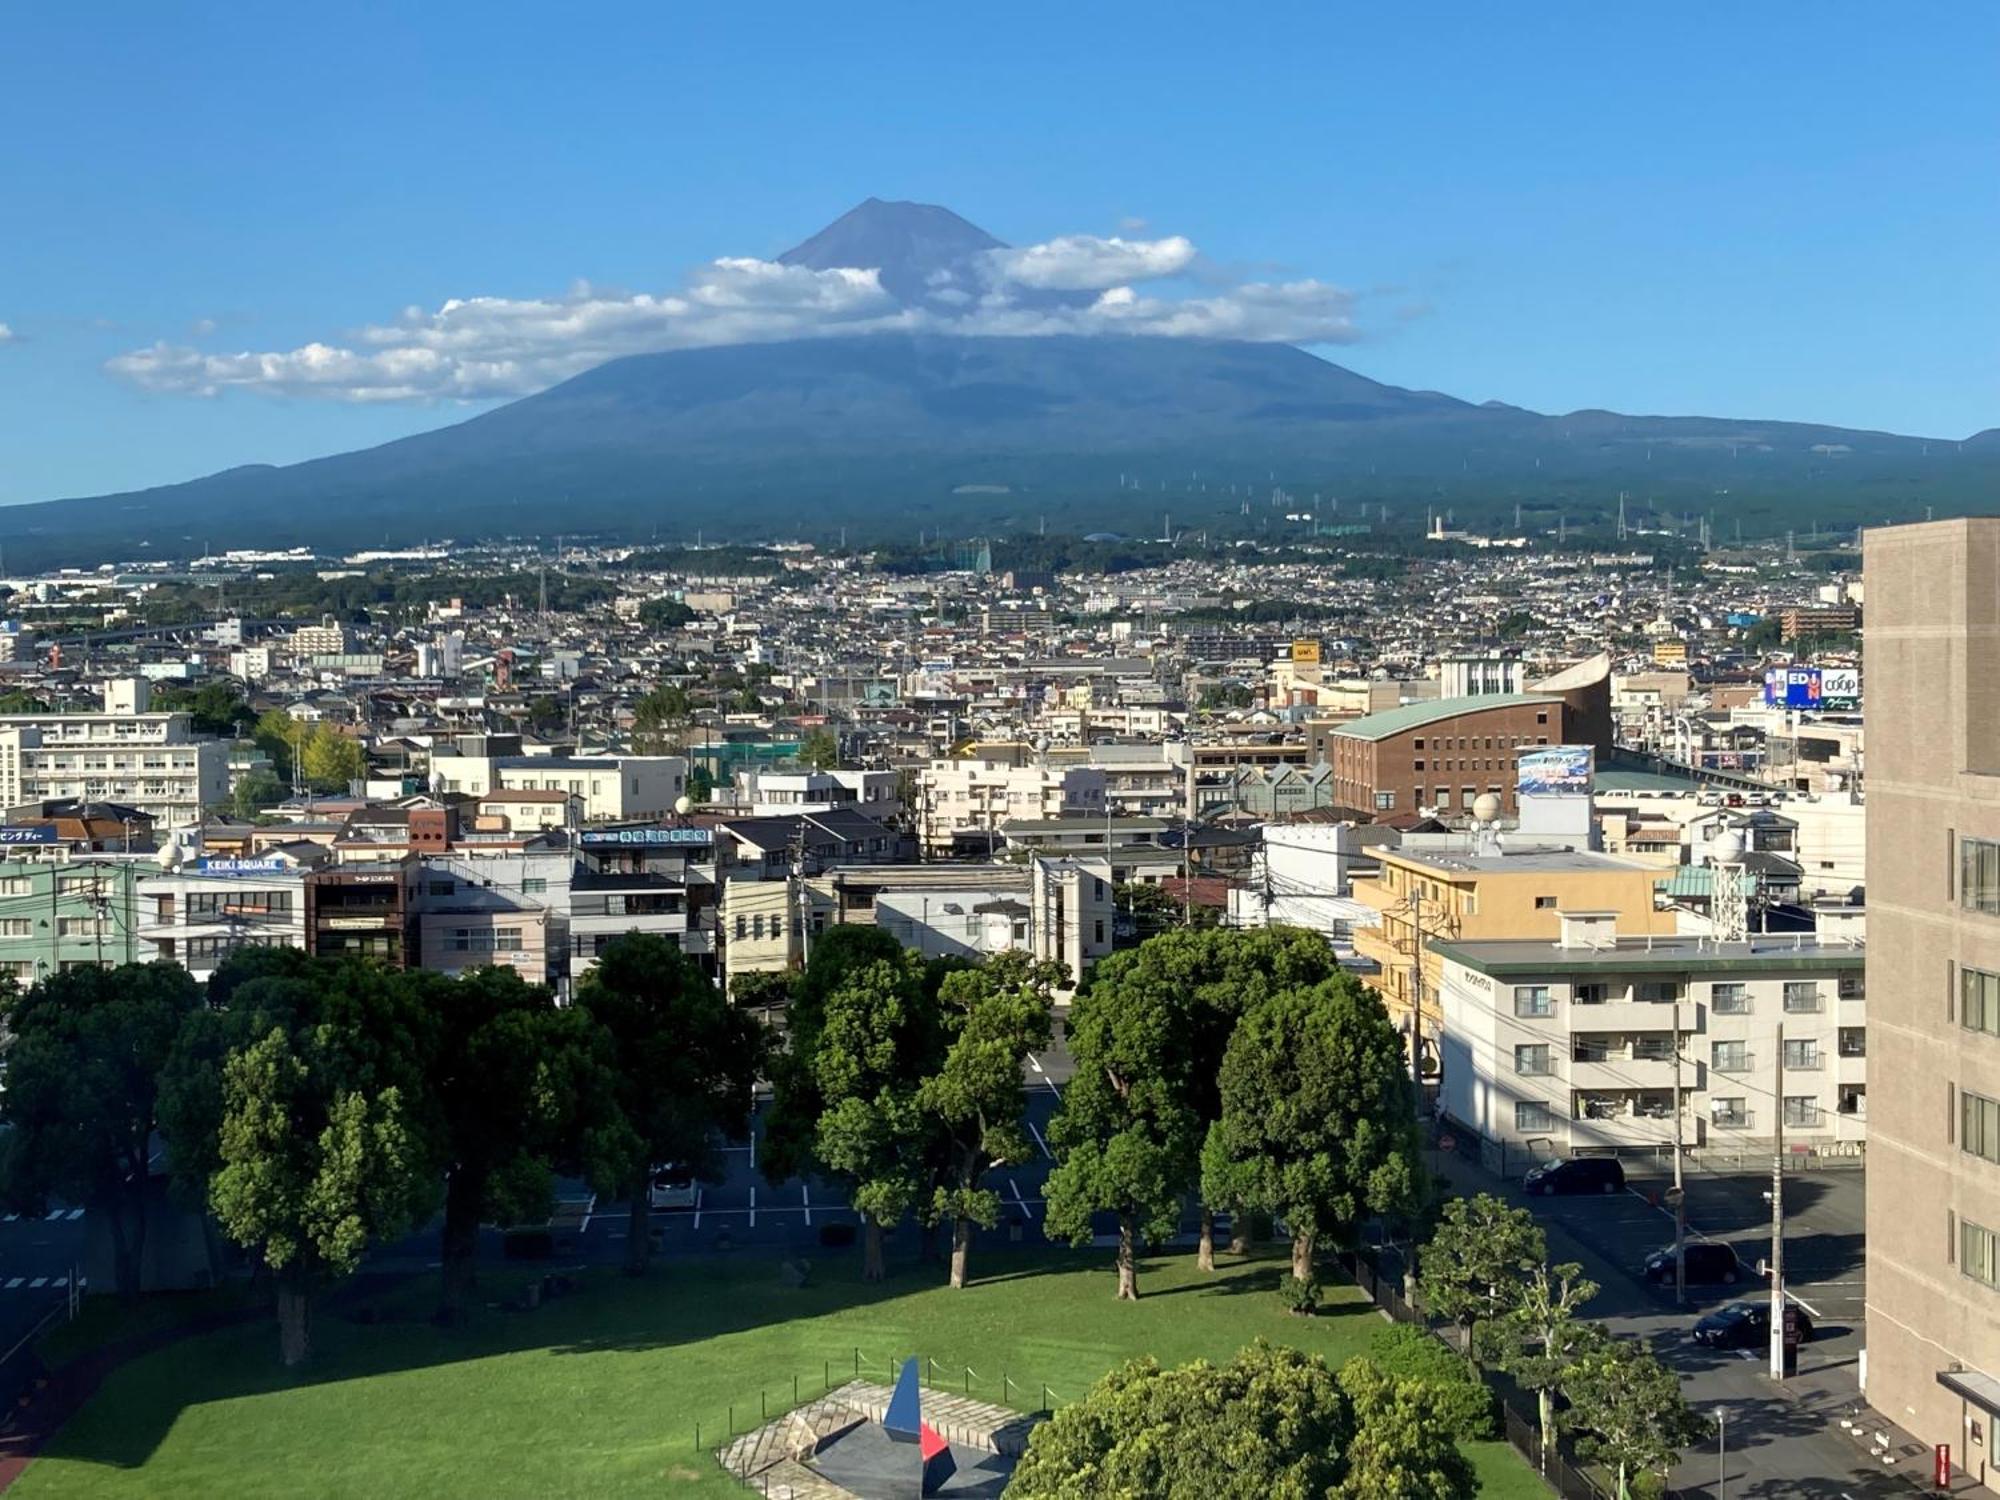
[64,1208,83,1221]
[802,1184,811,1226]
[749,1185,757,1229]
[1027,1120,1052,1159]
[1010,1181,1033,1219]
[4,1279,20,1290]
[577,1194,595,1235]
[692,1187,703,1230]
[1027,1053,1045,1075]
[42,1210,63,1221]
[28,1278,45,1289]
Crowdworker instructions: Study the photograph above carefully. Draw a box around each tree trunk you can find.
[438,1164,483,1322]
[1536,1387,1555,1472]
[276,1274,312,1368]
[1227,1208,1251,1257]
[623,1174,651,1277]
[1290,1226,1315,1283]
[1196,1206,1216,1272]
[1615,1461,1629,1500]
[949,1217,972,1290]
[862,1214,886,1283]
[1115,1213,1138,1301]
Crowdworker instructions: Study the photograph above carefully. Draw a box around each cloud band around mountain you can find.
[105,230,1358,403]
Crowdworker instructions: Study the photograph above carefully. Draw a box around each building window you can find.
[1711,1041,1750,1073]
[1838,1027,1866,1058]
[429,880,455,896]
[1965,837,2000,916]
[1710,1097,1749,1129]
[1964,1091,2000,1165]
[1573,983,1608,1005]
[1711,982,1750,1014]
[1514,1044,1553,1076]
[1964,967,2000,1037]
[0,879,27,897]
[1782,1038,1820,1071]
[1962,1219,2000,1292]
[0,919,27,938]
[1533,895,1556,910]
[1374,791,1395,811]
[1513,985,1555,1017]
[1636,981,1683,1004]
[1782,1096,1822,1128]
[1782,981,1822,1013]
[1514,1100,1558,1134]
[1837,972,1864,1001]
[523,877,548,895]
[1093,919,1105,945]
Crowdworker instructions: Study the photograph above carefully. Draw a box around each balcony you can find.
[1563,999,1690,1033]
[1569,1057,1680,1091]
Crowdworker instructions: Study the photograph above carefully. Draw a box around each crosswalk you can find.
[1,1209,84,1223]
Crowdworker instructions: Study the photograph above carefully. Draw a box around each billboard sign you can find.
[193,856,292,876]
[1819,667,1860,710]
[1763,667,1823,710]
[579,827,712,848]
[1290,639,1322,667]
[1517,745,1594,797]
[0,826,59,845]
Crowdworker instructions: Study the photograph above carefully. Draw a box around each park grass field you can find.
[15,1247,1546,1499]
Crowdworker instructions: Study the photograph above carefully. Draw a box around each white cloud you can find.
[0,323,15,345]
[986,234,1196,291]
[107,224,1363,403]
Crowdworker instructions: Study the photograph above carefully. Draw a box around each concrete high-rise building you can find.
[1864,517,2000,1481]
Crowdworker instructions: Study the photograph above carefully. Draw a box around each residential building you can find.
[1862,517,2000,1476]
[1351,843,1677,1078]
[0,859,144,984]
[1326,693,1575,819]
[493,756,687,822]
[917,749,1105,857]
[1434,911,1865,1160]
[136,852,315,981]
[568,824,716,972]
[0,711,228,829]
[304,864,417,967]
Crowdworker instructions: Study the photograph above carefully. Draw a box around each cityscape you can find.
[0,6,1993,1499]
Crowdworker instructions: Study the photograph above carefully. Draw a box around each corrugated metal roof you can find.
[1654,866,1759,898]
[1329,693,1562,742]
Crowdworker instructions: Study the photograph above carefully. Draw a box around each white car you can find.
[647,1163,697,1211]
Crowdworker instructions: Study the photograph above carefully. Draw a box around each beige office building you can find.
[1865,517,2000,1482]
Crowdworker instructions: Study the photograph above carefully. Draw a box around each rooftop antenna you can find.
[1617,492,1627,541]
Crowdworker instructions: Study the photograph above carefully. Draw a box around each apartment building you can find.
[136,854,314,981]
[917,749,1105,857]
[494,756,687,823]
[1434,910,1865,1160]
[1863,518,2000,1478]
[0,709,228,828]
[1351,843,1676,1076]
[1325,694,1569,818]
[0,859,145,984]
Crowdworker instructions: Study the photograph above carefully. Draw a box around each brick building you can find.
[1328,693,1570,818]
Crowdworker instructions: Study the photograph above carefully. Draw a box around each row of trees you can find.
[0,934,764,1367]
[1040,928,1422,1300]
[760,928,1058,1288]
[1421,1194,1706,1498]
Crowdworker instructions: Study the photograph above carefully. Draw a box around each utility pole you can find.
[1672,1036,1687,1305]
[1408,884,1426,1110]
[1770,1022,1788,1380]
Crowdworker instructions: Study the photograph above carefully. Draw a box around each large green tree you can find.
[575,932,764,1276]
[808,953,946,1281]
[0,964,205,1302]
[1419,1192,1548,1366]
[1043,961,1200,1301]
[1563,1335,1709,1500]
[1208,974,1423,1284]
[1008,1340,1475,1500]
[919,951,1057,1288]
[796,727,840,770]
[415,966,634,1321]
[164,953,443,1365]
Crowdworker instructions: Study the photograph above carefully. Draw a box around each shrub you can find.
[1278,1273,1321,1315]
[1361,1324,1496,1439]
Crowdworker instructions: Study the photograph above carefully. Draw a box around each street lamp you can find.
[1713,1405,1728,1499]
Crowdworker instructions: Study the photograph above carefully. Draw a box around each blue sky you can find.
[2,2,1993,504]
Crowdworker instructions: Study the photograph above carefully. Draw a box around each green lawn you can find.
[17,1248,1545,1499]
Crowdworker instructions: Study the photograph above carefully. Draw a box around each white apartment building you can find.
[731,767,902,820]
[1434,910,1866,1162]
[1226,822,1384,941]
[484,756,687,822]
[918,754,1105,857]
[290,615,351,657]
[0,712,229,829]
[135,856,312,981]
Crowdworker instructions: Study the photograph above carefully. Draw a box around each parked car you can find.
[1522,1156,1626,1196]
[647,1163,697,1211]
[1643,1241,1744,1286]
[1692,1300,1814,1349]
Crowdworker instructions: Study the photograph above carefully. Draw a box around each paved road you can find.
[1435,1149,1963,1498]
[0,1207,89,1391]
